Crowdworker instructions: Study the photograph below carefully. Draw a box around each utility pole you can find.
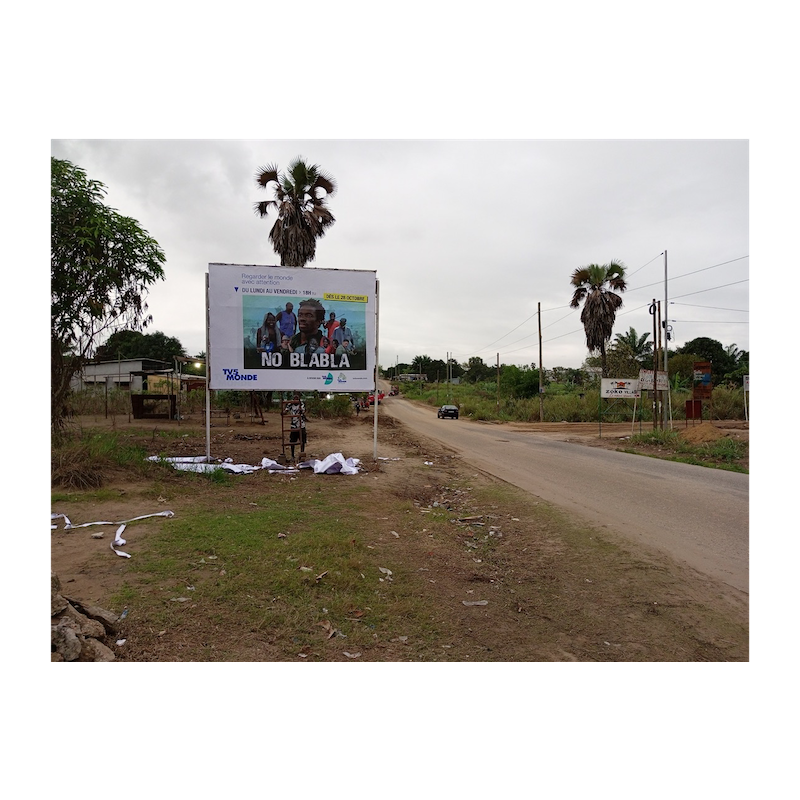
[650,298,659,430]
[538,302,544,422]
[663,250,670,429]
[657,300,663,431]
[496,353,500,411]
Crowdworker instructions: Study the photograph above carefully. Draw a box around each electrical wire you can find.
[672,302,748,312]
[470,255,748,362]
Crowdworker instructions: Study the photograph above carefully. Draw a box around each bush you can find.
[710,385,746,420]
[51,429,156,488]
[303,394,354,419]
[69,388,132,416]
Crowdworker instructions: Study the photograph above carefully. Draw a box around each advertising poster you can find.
[692,361,713,400]
[208,263,377,392]
[601,378,640,398]
[638,369,669,391]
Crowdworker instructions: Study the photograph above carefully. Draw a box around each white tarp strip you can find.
[298,453,361,475]
[112,523,131,558]
[51,511,174,558]
[148,454,359,475]
[52,510,175,530]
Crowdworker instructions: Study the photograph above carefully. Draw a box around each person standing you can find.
[332,316,354,348]
[282,393,307,460]
[256,312,281,352]
[323,312,339,342]
[276,302,297,340]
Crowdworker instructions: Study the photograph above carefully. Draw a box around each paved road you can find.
[381,396,749,593]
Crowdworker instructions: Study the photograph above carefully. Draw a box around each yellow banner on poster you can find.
[323,293,368,303]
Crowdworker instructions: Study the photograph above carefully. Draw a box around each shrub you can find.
[51,430,156,488]
[303,394,354,419]
[710,385,746,419]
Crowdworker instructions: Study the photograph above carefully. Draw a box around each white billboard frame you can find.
[638,368,669,392]
[207,263,378,393]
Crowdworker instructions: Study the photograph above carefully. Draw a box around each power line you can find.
[672,302,749,313]
[671,278,748,300]
[624,252,664,280]
[474,253,675,354]
[627,255,748,296]
[472,255,749,361]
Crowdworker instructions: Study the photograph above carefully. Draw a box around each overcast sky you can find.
[50,139,748,372]
[29,2,800,779]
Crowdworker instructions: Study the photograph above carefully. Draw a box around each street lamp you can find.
[174,356,207,426]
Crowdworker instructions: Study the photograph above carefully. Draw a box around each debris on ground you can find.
[51,572,120,662]
[148,452,361,475]
[51,511,174,558]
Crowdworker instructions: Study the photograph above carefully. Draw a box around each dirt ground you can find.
[51,409,749,661]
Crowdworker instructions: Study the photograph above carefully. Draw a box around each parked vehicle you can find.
[368,392,386,405]
[437,404,459,419]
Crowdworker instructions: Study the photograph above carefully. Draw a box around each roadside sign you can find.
[692,361,713,400]
[601,378,640,398]
[638,369,669,391]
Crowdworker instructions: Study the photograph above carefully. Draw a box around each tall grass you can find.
[626,428,747,472]
[395,381,747,423]
[69,388,356,420]
[51,429,168,489]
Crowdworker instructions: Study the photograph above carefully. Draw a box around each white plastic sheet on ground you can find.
[298,453,361,475]
[148,453,360,475]
[51,511,174,558]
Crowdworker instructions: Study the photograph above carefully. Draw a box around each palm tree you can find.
[254,157,337,267]
[613,326,653,364]
[569,261,627,376]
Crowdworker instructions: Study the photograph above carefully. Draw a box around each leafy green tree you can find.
[463,356,494,384]
[676,337,736,385]
[446,357,465,381]
[548,366,585,386]
[501,364,541,398]
[427,358,448,382]
[95,330,187,362]
[411,354,432,378]
[51,158,165,435]
[569,260,628,376]
[667,353,698,386]
[604,327,652,378]
[254,157,337,266]
[612,327,653,364]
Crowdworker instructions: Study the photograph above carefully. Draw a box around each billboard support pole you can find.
[373,280,380,460]
[205,272,211,461]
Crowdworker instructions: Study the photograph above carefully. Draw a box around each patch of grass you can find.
[52,487,131,504]
[629,429,681,447]
[52,429,177,489]
[110,483,451,659]
[624,430,747,473]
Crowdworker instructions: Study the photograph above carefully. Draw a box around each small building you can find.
[70,359,174,392]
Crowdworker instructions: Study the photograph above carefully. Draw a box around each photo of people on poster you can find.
[242,294,367,371]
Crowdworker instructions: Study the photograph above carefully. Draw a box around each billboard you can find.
[208,264,377,392]
[638,369,669,391]
[692,361,713,400]
[601,378,640,398]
